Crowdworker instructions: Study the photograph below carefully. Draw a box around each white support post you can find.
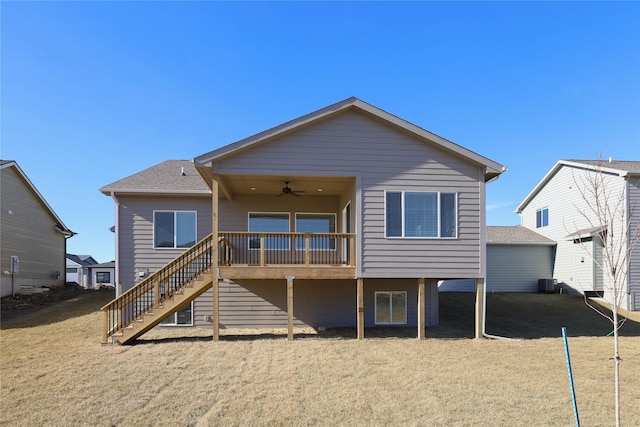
[418,278,425,340]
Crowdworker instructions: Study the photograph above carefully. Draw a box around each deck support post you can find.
[475,277,484,339]
[428,279,439,326]
[357,278,364,340]
[102,309,108,344]
[417,278,425,340]
[212,179,219,342]
[286,276,295,341]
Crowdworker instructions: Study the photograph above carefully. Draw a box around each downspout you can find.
[625,177,632,312]
[110,192,121,297]
[482,171,518,341]
[58,226,75,289]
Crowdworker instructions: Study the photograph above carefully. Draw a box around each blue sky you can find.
[2,1,639,263]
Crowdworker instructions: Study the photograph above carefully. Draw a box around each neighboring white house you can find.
[89,261,115,288]
[66,254,98,287]
[439,225,556,292]
[515,159,640,311]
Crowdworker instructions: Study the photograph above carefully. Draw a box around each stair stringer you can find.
[116,275,214,344]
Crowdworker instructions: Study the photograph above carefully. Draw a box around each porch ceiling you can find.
[217,174,353,198]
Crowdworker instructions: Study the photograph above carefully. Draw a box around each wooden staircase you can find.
[101,234,216,344]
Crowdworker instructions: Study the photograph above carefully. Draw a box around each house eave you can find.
[99,188,212,197]
[516,160,634,214]
[487,241,556,246]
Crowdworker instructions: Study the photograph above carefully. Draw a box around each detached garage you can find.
[440,226,556,292]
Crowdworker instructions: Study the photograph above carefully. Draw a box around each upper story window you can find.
[248,212,290,249]
[385,191,457,238]
[536,207,549,228]
[154,211,197,249]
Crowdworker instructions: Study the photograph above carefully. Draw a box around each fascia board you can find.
[515,160,630,214]
[99,188,212,196]
[487,241,557,246]
[515,161,565,214]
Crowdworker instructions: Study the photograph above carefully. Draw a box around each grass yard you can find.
[1,290,639,426]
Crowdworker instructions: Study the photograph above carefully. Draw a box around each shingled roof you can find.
[100,160,211,195]
[487,226,555,245]
[567,159,640,175]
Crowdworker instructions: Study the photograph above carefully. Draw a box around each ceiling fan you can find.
[279,181,305,197]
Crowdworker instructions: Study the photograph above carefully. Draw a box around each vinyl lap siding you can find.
[0,167,66,296]
[117,195,212,292]
[439,245,555,292]
[520,165,626,298]
[486,245,554,292]
[628,178,640,310]
[213,110,485,279]
[193,278,438,329]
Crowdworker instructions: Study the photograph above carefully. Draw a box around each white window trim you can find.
[153,210,197,250]
[294,212,337,251]
[159,302,194,326]
[374,291,408,325]
[95,271,111,283]
[536,207,549,228]
[384,190,458,239]
[248,212,291,251]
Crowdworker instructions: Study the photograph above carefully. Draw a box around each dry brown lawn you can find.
[1,290,640,426]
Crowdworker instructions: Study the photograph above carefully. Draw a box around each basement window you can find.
[160,303,193,326]
[375,291,407,325]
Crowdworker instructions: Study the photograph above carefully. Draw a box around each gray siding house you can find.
[1,160,75,297]
[100,98,505,343]
[515,160,640,311]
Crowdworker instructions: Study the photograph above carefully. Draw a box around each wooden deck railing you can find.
[218,232,355,266]
[101,232,355,342]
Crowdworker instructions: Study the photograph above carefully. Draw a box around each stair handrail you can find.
[101,233,214,342]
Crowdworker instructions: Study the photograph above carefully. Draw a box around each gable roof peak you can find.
[515,158,640,213]
[1,160,75,236]
[194,98,505,182]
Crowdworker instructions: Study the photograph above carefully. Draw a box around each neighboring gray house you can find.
[100,98,505,343]
[1,160,75,297]
[515,159,640,311]
[66,254,98,287]
[439,226,556,292]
